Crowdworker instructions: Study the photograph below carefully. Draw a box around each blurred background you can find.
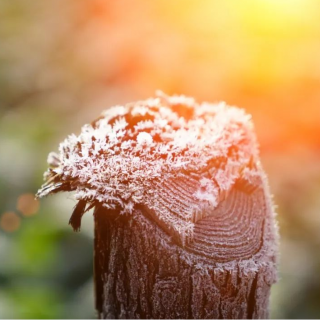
[0,0,320,318]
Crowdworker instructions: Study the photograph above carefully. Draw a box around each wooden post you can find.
[37,92,278,319]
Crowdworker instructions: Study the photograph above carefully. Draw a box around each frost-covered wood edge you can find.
[94,173,278,319]
[36,92,279,319]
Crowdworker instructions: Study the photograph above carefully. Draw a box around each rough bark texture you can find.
[94,177,278,319]
[36,93,278,319]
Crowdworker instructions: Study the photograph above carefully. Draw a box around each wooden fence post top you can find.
[37,91,278,318]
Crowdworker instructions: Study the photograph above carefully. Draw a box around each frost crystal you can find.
[137,132,153,145]
[37,91,260,243]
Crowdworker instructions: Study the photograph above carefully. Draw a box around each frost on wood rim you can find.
[37,91,261,244]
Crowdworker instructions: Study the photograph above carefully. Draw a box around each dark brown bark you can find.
[36,93,278,319]
[94,178,278,319]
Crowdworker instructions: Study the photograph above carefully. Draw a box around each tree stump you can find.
[37,92,278,319]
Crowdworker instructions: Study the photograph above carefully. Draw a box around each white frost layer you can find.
[38,91,260,242]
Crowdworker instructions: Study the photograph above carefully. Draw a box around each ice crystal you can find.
[37,91,260,242]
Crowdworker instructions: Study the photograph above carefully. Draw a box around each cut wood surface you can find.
[37,92,278,319]
[94,176,277,319]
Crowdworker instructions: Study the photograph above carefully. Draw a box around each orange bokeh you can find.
[0,212,21,233]
[17,193,40,217]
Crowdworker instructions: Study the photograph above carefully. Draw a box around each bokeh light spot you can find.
[17,193,40,217]
[0,211,21,232]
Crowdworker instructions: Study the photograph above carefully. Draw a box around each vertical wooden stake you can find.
[37,93,278,319]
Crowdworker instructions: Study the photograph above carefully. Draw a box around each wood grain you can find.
[94,176,278,319]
